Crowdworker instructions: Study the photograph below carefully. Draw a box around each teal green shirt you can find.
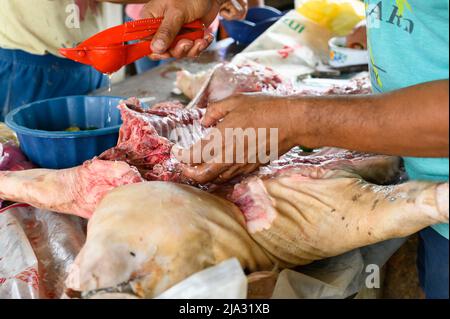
[365,0,449,239]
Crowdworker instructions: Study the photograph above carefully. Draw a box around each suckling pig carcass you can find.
[1,148,447,299]
[65,182,274,298]
[63,155,447,297]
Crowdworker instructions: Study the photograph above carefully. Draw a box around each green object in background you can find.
[65,126,98,132]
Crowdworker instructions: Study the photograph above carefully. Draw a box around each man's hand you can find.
[105,1,250,59]
[174,94,300,184]
[141,0,224,60]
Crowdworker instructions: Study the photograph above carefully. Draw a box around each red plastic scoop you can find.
[60,18,205,74]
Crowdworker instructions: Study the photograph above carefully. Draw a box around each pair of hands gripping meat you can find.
[141,0,249,60]
[173,94,299,184]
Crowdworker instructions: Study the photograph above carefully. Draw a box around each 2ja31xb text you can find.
[179,303,270,317]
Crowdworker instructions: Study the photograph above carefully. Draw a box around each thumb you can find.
[202,98,237,127]
[151,9,186,54]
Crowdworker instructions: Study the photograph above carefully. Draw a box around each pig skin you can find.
[0,159,143,218]
[65,182,274,298]
[231,167,449,266]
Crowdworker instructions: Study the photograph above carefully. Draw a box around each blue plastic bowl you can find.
[221,6,284,45]
[5,96,124,169]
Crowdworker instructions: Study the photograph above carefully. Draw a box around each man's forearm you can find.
[286,80,449,157]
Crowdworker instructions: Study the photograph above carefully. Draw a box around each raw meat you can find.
[322,76,372,95]
[176,62,372,110]
[0,142,35,171]
[1,140,35,208]
[231,160,449,266]
[295,76,372,96]
[65,182,274,298]
[0,68,396,220]
[176,61,291,108]
[255,147,401,185]
[99,98,206,182]
[175,69,210,100]
[101,63,373,185]
[0,159,143,218]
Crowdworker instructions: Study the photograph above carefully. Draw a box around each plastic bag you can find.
[271,238,406,299]
[240,10,323,68]
[238,1,364,70]
[79,259,247,299]
[295,0,365,36]
[0,205,86,299]
[235,9,331,76]
[156,259,248,299]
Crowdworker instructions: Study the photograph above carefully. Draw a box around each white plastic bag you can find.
[233,5,364,80]
[234,9,331,75]
[0,205,40,299]
[271,238,406,299]
[156,258,248,299]
[0,205,86,299]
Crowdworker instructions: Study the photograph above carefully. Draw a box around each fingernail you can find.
[152,39,165,53]
[150,54,163,60]
[182,43,192,53]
